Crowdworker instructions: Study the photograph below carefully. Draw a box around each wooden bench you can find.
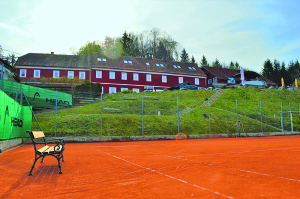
[27,130,65,176]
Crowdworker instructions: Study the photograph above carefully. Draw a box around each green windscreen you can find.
[1,80,72,108]
[0,90,32,140]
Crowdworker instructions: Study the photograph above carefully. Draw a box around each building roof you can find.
[202,66,275,85]
[0,57,14,71]
[16,53,207,77]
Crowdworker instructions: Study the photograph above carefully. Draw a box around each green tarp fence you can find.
[0,90,32,140]
[1,80,72,108]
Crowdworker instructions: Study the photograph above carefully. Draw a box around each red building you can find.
[201,66,275,88]
[15,52,207,94]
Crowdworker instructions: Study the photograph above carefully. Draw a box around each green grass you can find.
[32,89,300,137]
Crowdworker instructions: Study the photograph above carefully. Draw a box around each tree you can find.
[262,59,273,80]
[234,62,240,70]
[0,45,3,59]
[272,59,281,85]
[229,61,235,69]
[200,55,208,66]
[190,56,195,64]
[180,48,189,63]
[212,58,221,68]
[120,31,132,56]
[280,61,289,87]
[77,41,103,56]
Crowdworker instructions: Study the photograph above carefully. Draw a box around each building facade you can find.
[15,52,207,94]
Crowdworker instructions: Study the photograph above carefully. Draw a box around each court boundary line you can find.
[96,149,234,199]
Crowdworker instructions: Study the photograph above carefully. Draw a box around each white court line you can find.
[96,149,234,199]
[176,146,300,157]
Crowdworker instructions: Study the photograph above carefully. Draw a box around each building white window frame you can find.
[208,79,212,84]
[179,77,183,84]
[109,87,116,94]
[213,77,218,83]
[109,71,115,79]
[195,78,199,85]
[53,70,60,78]
[162,75,167,83]
[79,72,85,79]
[96,71,102,78]
[146,74,151,82]
[121,88,128,92]
[34,70,40,78]
[68,71,74,79]
[122,72,127,80]
[133,73,139,81]
[20,69,27,77]
[133,88,139,93]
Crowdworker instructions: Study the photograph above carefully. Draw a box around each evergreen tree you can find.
[262,59,273,80]
[228,61,235,69]
[280,61,289,87]
[234,62,240,70]
[180,48,189,63]
[191,55,195,64]
[200,55,208,66]
[212,58,222,68]
[120,31,132,56]
[272,59,281,85]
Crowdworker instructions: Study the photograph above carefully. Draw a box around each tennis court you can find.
[1,135,300,198]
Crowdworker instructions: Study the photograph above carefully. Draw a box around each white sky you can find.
[1,0,300,73]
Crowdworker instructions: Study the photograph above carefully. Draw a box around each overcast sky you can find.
[1,0,299,73]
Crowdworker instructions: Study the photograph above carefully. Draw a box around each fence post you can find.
[20,88,23,105]
[290,102,293,132]
[15,83,18,101]
[142,94,144,136]
[209,100,211,134]
[55,91,57,137]
[281,102,284,132]
[260,100,263,133]
[236,99,240,137]
[101,93,103,137]
[177,96,179,135]
[0,63,3,90]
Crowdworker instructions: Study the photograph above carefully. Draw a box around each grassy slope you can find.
[32,89,300,137]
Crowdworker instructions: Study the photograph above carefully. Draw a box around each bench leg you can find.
[57,157,63,174]
[28,155,41,176]
[40,156,45,163]
[62,153,65,162]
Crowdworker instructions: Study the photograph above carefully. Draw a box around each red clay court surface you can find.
[1,135,300,199]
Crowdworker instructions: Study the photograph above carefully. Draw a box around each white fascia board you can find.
[15,65,89,71]
[92,67,206,78]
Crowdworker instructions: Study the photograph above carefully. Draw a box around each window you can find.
[122,72,127,80]
[146,62,150,66]
[133,88,139,93]
[121,88,128,92]
[146,74,151,82]
[109,71,115,79]
[97,58,107,62]
[96,71,102,78]
[177,65,181,69]
[228,78,235,83]
[34,70,40,78]
[79,72,85,79]
[208,79,212,84]
[195,78,199,85]
[179,77,183,84]
[133,73,139,81]
[162,76,167,83]
[20,69,26,77]
[155,63,160,67]
[123,60,128,64]
[109,87,116,94]
[160,64,164,67]
[53,71,60,78]
[68,71,74,79]
[213,77,218,83]
[128,61,133,64]
[173,65,178,68]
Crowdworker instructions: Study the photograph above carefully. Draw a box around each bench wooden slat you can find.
[32,131,45,139]
[38,145,49,153]
[44,146,54,153]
